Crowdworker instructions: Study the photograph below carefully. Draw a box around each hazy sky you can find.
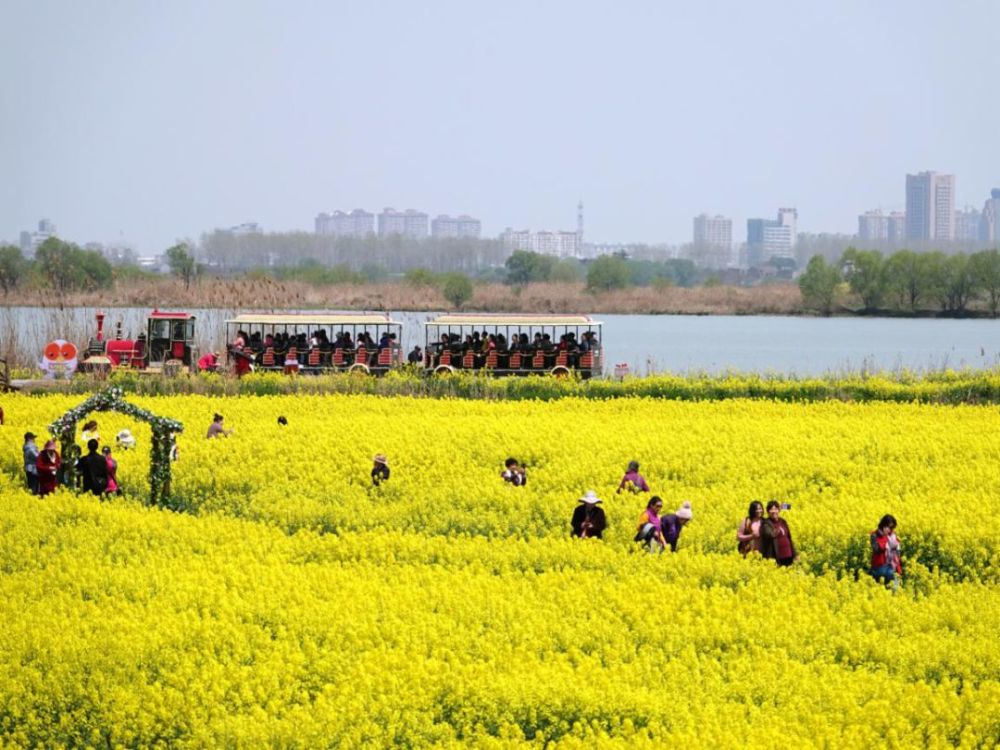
[2,0,998,252]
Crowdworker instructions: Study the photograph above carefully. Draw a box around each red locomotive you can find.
[80,310,198,374]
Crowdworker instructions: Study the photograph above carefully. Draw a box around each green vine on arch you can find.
[47,387,184,507]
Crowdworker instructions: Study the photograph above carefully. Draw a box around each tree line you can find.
[0,238,114,297]
[799,248,1000,316]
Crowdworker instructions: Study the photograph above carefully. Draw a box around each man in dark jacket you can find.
[76,439,108,496]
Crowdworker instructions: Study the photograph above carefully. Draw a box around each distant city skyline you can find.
[2,2,998,252]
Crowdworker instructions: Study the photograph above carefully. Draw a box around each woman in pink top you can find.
[617,460,650,494]
[737,501,764,556]
[634,496,667,552]
[102,446,121,496]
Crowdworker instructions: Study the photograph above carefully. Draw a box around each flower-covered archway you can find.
[47,387,183,506]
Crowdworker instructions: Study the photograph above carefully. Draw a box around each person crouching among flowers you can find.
[617,460,650,494]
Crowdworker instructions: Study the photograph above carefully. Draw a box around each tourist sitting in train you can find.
[408,345,423,364]
[249,331,262,350]
[378,332,397,350]
[518,333,531,359]
[496,333,508,352]
[316,330,332,351]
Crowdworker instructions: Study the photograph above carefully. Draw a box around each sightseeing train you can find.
[73,310,604,378]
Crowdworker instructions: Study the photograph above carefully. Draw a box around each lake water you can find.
[3,306,998,376]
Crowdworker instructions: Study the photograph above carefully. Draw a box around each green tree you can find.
[166,243,197,289]
[586,255,631,292]
[969,249,1000,317]
[77,248,113,290]
[34,237,111,294]
[34,237,78,295]
[550,258,583,283]
[884,250,928,311]
[0,244,27,296]
[937,253,977,313]
[404,267,440,287]
[441,273,473,308]
[505,250,554,285]
[840,247,886,311]
[798,255,842,314]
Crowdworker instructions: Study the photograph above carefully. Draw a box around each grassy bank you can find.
[16,367,1000,404]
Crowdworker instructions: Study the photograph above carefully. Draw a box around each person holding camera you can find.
[760,500,797,566]
[870,514,902,589]
[501,457,527,487]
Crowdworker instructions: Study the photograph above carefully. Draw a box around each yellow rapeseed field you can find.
[2,393,999,747]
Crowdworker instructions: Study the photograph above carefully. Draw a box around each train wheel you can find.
[348,363,370,375]
[550,366,571,378]
[434,365,455,375]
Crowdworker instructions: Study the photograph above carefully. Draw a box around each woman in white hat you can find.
[570,491,607,539]
[660,501,693,552]
[371,454,390,486]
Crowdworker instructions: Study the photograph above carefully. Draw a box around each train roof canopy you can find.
[225,313,399,326]
[425,313,599,327]
[149,310,195,320]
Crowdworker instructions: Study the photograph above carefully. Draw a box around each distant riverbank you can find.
[5,277,1000,319]
[3,277,806,315]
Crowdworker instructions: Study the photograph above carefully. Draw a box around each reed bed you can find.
[1,277,802,315]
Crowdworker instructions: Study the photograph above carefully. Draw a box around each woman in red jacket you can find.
[36,440,61,496]
[760,500,797,566]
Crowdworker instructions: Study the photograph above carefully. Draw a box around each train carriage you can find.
[423,313,602,378]
[224,313,403,375]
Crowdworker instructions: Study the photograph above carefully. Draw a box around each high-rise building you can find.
[981,189,1000,246]
[501,229,532,252]
[746,208,797,267]
[905,171,955,241]
[954,207,982,242]
[430,215,482,239]
[315,209,375,237]
[693,214,733,249]
[18,218,57,257]
[501,228,580,257]
[378,208,428,239]
[888,212,907,243]
[858,210,889,241]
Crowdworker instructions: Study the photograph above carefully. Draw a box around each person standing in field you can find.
[36,440,61,496]
[23,432,39,495]
[870,514,902,588]
[660,501,693,552]
[371,454,390,486]
[570,491,607,539]
[76,439,108,496]
[760,500,797,567]
[617,460,650,494]
[102,446,121,497]
[634,496,667,552]
[737,501,765,556]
